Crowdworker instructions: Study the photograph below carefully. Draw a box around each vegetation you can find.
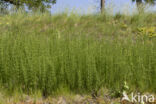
[0,0,56,12]
[132,0,156,12]
[132,0,156,4]
[0,12,155,97]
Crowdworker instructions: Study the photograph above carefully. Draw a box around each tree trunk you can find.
[101,0,105,13]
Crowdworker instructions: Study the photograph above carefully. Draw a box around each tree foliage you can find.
[0,0,56,12]
[132,0,156,4]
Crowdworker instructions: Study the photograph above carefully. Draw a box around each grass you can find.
[0,12,155,97]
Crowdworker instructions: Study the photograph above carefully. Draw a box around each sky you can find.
[51,0,156,14]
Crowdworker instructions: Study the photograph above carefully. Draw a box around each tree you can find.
[101,0,105,13]
[133,0,156,4]
[0,0,56,12]
[132,0,156,12]
[0,1,9,14]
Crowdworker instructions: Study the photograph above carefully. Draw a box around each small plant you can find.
[122,81,129,93]
[110,81,130,98]
[137,27,156,37]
